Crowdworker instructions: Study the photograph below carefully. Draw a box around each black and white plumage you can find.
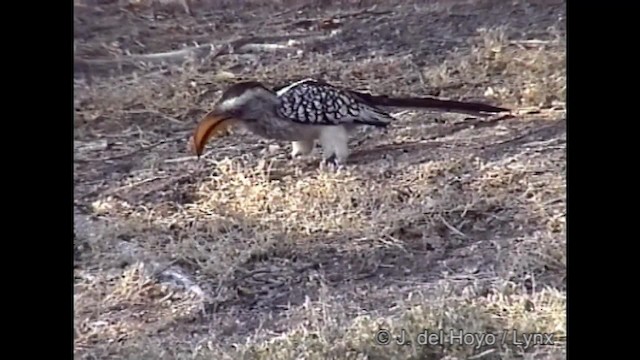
[275,79,394,127]
[190,79,510,165]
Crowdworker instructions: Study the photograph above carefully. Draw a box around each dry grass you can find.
[74,0,566,358]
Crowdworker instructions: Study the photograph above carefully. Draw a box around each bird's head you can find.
[189,81,277,158]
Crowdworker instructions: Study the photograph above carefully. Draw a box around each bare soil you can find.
[74,0,566,359]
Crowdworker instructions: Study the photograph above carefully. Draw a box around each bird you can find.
[189,78,510,166]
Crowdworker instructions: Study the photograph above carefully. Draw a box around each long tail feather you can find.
[350,90,510,117]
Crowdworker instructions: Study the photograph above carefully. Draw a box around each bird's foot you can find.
[319,154,345,172]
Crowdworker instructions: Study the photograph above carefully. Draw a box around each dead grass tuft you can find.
[74,262,202,353]
[427,26,566,108]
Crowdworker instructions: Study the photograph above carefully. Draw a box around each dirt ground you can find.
[74,0,566,359]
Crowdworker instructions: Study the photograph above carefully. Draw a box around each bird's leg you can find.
[320,153,348,172]
[290,140,315,159]
[319,126,349,171]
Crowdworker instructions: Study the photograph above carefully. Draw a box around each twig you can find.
[375,235,407,251]
[206,33,315,60]
[74,135,184,163]
[164,155,198,164]
[74,33,320,76]
[74,139,109,152]
[286,6,393,27]
[74,43,214,74]
[468,349,496,359]
[438,215,468,238]
[390,110,411,118]
[272,6,303,18]
[543,197,565,206]
[125,109,184,125]
[333,7,393,20]
[100,176,166,197]
[235,43,293,52]
[509,39,559,46]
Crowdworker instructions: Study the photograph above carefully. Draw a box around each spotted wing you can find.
[275,79,374,125]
